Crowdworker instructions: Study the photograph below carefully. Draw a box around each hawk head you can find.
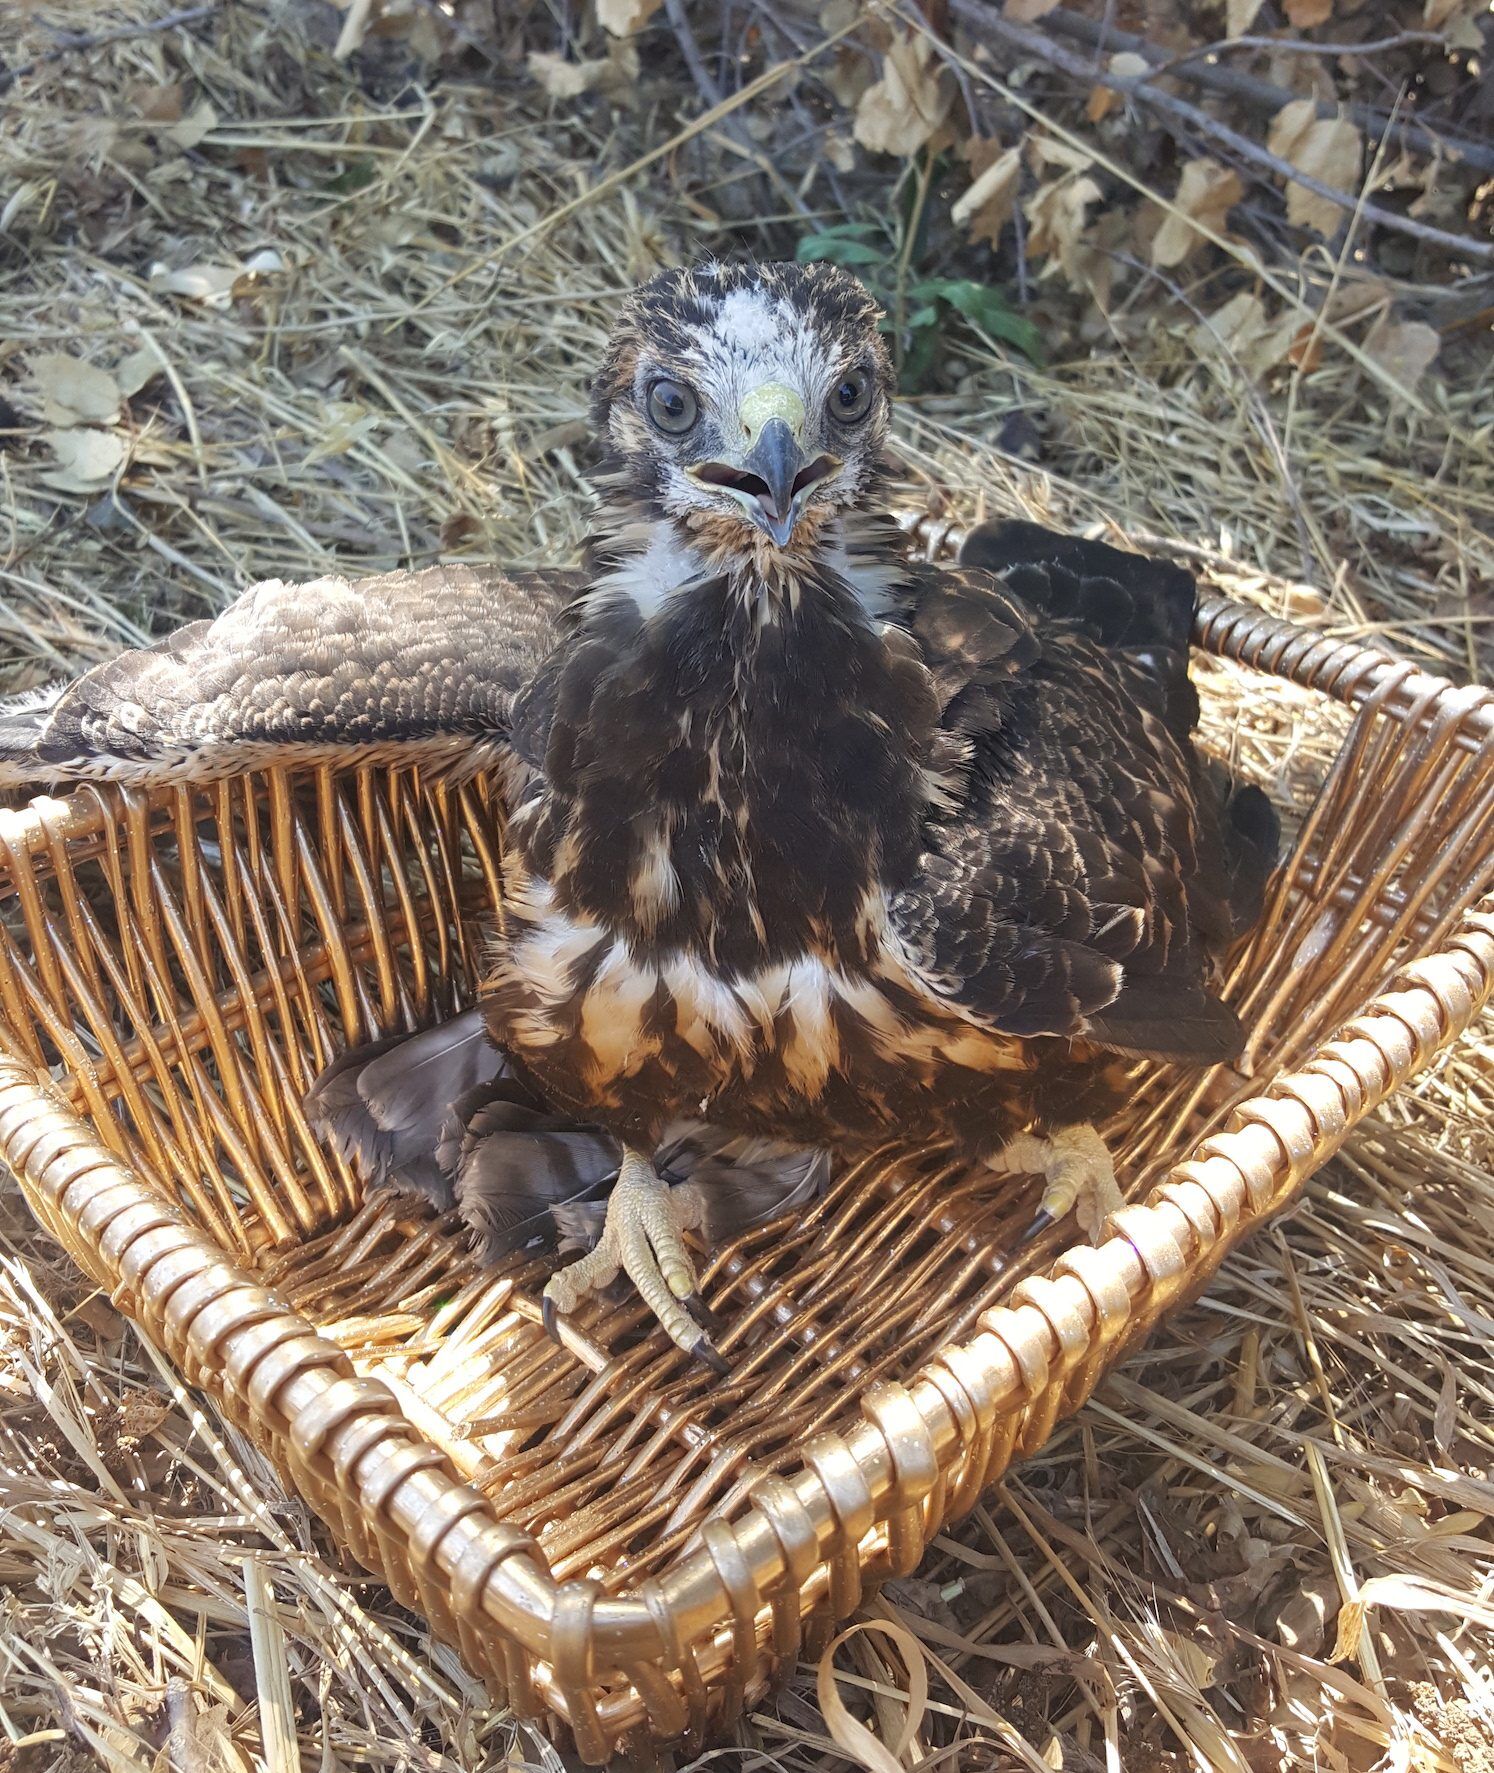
[591,261,893,555]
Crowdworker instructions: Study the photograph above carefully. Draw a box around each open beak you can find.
[744,417,802,546]
[688,386,839,548]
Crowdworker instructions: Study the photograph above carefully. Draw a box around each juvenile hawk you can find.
[0,262,1276,1370]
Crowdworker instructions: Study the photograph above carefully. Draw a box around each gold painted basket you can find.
[2,515,1491,1762]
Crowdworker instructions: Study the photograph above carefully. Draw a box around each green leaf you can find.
[900,322,942,391]
[909,277,1044,362]
[325,158,377,195]
[796,233,888,268]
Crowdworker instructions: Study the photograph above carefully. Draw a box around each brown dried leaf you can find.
[1284,0,1333,26]
[128,81,184,123]
[1268,101,1362,235]
[1025,173,1104,293]
[1267,97,1315,164]
[952,143,1020,246]
[824,131,856,173]
[527,44,637,99]
[31,354,121,427]
[1028,134,1094,175]
[150,262,245,306]
[597,0,663,34]
[115,345,165,399]
[1191,291,1268,359]
[853,35,953,159]
[1227,0,1266,33]
[166,99,218,150]
[1151,158,1243,267]
[825,45,873,111]
[1004,0,1060,20]
[1086,51,1149,123]
[1363,317,1440,393]
[39,428,127,493]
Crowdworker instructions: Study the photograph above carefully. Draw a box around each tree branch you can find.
[946,0,1494,267]
[0,4,219,96]
[1032,4,1494,179]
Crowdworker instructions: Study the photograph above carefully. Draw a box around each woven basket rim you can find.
[2,565,1491,1756]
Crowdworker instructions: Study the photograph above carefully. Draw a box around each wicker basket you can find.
[2,515,1491,1763]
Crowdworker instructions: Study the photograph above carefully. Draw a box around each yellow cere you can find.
[738,382,806,442]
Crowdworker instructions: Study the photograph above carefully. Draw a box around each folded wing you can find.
[893,521,1278,1066]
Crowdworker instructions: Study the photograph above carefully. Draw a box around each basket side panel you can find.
[0,1049,568,1707]
[0,767,504,1250]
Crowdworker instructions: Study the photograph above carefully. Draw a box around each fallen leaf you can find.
[150,262,245,306]
[115,344,165,398]
[1086,50,1150,122]
[824,130,856,173]
[854,35,952,158]
[825,44,874,110]
[1025,172,1103,287]
[1227,0,1266,32]
[597,0,663,34]
[1363,317,1440,392]
[128,81,184,123]
[1268,101,1362,236]
[1287,321,1325,374]
[1160,1628,1217,1689]
[1151,158,1243,267]
[39,428,127,493]
[528,44,637,98]
[1004,0,1060,20]
[1189,291,1294,377]
[953,142,1020,245]
[31,354,121,427]
[166,98,217,150]
[1191,291,1268,357]
[527,51,590,98]
[1284,0,1332,25]
[1028,134,1094,175]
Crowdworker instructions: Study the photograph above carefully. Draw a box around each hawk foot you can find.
[989,1123,1124,1243]
[541,1150,727,1372]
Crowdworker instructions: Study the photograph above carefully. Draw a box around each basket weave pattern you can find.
[2,523,1491,1760]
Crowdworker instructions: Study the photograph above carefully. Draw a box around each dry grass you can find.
[1,5,1491,1770]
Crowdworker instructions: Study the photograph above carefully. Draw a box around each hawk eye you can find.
[646,377,699,436]
[829,372,873,425]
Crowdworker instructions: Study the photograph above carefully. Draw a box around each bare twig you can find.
[948,0,1494,265]
[1157,29,1449,71]
[0,4,219,96]
[662,0,810,218]
[1022,4,1494,178]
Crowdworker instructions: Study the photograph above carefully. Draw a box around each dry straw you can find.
[2,5,1492,1770]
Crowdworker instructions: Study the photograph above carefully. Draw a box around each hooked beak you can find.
[689,417,839,548]
[744,416,805,547]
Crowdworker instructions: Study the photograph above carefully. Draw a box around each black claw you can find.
[691,1335,730,1377]
[683,1291,723,1333]
[542,1296,562,1345]
[1020,1206,1056,1245]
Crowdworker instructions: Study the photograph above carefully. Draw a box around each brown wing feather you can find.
[0,563,580,787]
[893,530,1275,1064]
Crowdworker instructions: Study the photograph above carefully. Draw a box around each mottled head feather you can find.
[589,260,895,546]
